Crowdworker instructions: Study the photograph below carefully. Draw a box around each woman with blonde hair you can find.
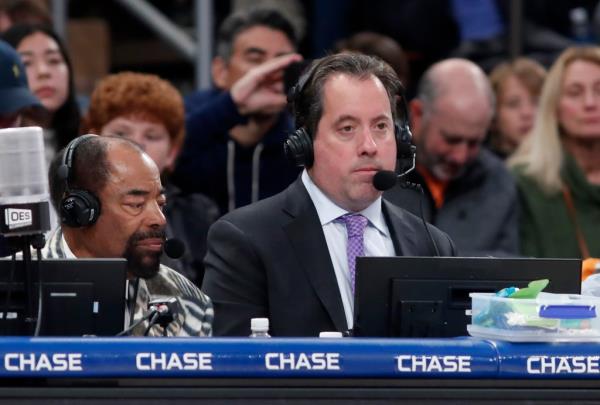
[488,57,546,159]
[508,46,600,258]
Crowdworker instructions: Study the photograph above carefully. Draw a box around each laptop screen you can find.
[353,256,581,337]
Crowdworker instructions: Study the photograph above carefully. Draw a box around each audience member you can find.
[83,72,219,285]
[488,58,547,159]
[0,0,51,33]
[46,135,213,336]
[384,58,519,256]
[2,24,80,155]
[203,53,455,337]
[172,8,302,215]
[335,31,410,92]
[0,39,41,128]
[509,46,600,258]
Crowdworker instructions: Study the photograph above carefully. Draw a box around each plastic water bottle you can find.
[249,317,271,337]
[319,331,343,338]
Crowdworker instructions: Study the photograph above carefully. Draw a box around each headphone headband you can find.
[60,134,97,186]
[59,135,101,228]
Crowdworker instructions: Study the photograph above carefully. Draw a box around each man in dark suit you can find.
[202,53,456,337]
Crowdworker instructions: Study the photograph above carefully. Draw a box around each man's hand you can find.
[231,53,303,116]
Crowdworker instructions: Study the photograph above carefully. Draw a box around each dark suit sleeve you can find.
[202,219,268,336]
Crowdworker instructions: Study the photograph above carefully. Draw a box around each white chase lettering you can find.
[265,352,340,370]
[396,355,471,373]
[4,353,82,372]
[136,352,212,371]
[527,356,600,374]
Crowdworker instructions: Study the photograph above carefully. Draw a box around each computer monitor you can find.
[353,256,582,338]
[0,258,126,336]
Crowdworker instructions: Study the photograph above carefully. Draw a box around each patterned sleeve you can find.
[161,266,214,337]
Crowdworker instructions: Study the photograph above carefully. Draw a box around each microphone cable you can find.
[32,245,43,336]
[116,308,157,337]
[375,170,441,257]
[143,311,160,336]
[400,180,441,257]
[1,252,17,335]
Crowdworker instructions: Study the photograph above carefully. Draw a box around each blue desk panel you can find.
[0,337,599,379]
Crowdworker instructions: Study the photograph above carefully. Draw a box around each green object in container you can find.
[509,279,549,299]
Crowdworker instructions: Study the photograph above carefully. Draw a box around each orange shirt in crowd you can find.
[417,164,449,209]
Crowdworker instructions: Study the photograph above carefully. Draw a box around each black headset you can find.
[284,60,416,171]
[57,134,101,228]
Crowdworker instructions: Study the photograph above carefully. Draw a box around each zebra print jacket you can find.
[42,227,213,336]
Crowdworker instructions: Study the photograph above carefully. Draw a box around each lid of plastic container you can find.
[250,317,269,331]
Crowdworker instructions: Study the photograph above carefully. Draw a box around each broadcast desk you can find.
[1,337,600,404]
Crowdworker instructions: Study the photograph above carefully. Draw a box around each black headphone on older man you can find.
[57,135,101,228]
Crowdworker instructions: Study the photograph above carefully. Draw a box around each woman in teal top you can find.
[509,46,600,259]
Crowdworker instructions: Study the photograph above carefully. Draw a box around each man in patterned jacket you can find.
[45,135,213,336]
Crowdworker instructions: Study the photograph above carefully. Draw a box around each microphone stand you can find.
[6,233,45,335]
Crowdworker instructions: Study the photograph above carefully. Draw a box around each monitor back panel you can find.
[0,258,126,336]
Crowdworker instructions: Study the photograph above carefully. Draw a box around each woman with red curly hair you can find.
[83,72,219,285]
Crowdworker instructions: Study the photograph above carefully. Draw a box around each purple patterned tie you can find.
[338,213,368,294]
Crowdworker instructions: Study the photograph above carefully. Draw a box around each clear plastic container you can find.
[468,292,600,342]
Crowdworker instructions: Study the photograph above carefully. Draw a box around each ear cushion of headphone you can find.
[284,127,313,168]
[395,117,416,177]
[61,189,101,228]
[395,121,413,153]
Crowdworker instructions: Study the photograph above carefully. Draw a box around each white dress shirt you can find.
[301,170,396,329]
[59,232,76,258]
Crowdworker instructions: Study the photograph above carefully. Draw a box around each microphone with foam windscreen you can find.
[373,170,400,191]
[0,127,51,237]
[163,238,185,259]
[373,170,440,256]
[373,170,421,192]
[372,142,417,192]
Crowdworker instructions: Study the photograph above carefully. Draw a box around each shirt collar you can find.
[301,169,390,237]
[60,231,77,259]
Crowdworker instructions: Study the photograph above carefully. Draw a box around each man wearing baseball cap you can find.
[0,39,42,128]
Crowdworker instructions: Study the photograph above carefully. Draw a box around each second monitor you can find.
[353,256,582,338]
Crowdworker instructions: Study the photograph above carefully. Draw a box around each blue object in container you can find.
[538,305,597,319]
[496,286,519,297]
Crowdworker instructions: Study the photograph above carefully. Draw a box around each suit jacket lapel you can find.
[383,199,419,256]
[282,179,348,332]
